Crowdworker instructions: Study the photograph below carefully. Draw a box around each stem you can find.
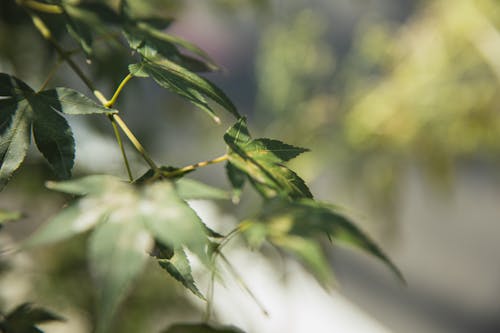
[166,154,229,177]
[18,0,63,14]
[112,114,159,171]
[109,115,133,181]
[203,268,216,322]
[105,73,134,108]
[217,251,269,317]
[29,12,160,173]
[38,58,63,92]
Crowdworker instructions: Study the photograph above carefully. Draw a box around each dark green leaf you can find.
[0,303,63,333]
[0,73,32,98]
[163,323,246,333]
[226,162,246,203]
[89,217,152,333]
[32,102,75,179]
[0,99,32,190]
[129,61,239,122]
[224,118,312,199]
[59,1,120,56]
[0,74,116,188]
[157,247,205,299]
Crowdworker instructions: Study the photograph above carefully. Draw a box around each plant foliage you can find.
[0,0,403,332]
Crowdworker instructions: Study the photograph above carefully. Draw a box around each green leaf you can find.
[0,74,116,189]
[243,198,404,283]
[175,178,229,200]
[36,88,116,115]
[121,4,218,73]
[157,247,205,299]
[0,99,31,190]
[57,1,120,57]
[129,60,239,122]
[32,102,75,179]
[0,303,63,333]
[45,174,120,196]
[0,73,32,98]
[36,175,214,328]
[224,118,312,200]
[24,198,109,248]
[163,323,246,333]
[140,181,209,260]
[273,235,333,286]
[225,162,246,203]
[89,217,152,333]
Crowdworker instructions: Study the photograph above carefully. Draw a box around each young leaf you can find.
[157,247,205,299]
[224,118,312,200]
[89,217,152,333]
[0,303,63,333]
[0,74,116,189]
[163,323,247,333]
[129,61,239,122]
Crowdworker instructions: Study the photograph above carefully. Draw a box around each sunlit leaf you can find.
[163,323,246,333]
[224,118,312,199]
[129,61,239,122]
[0,74,116,189]
[89,217,152,333]
[0,303,63,333]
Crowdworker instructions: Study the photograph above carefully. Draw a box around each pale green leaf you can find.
[273,235,333,286]
[140,181,209,260]
[45,174,123,196]
[89,218,152,333]
[175,178,229,200]
[24,198,109,248]
[247,199,404,283]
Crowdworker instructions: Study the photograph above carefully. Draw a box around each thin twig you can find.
[109,115,133,181]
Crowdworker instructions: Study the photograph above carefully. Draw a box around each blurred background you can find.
[1,0,500,332]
